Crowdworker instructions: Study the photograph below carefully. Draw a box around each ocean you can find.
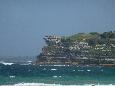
[0,63,115,86]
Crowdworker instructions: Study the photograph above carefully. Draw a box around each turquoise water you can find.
[0,64,115,85]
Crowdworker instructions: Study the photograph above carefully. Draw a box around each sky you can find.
[0,0,115,56]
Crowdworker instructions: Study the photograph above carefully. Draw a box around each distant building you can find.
[69,41,90,50]
[44,35,61,45]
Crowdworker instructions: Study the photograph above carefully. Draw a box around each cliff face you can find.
[36,31,115,65]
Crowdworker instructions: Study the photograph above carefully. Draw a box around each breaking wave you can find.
[1,83,115,86]
[0,61,14,65]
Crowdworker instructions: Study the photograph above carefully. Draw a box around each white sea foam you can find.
[9,75,15,78]
[53,76,58,78]
[51,69,57,71]
[1,83,115,86]
[78,70,84,72]
[52,75,62,78]
[27,61,32,63]
[59,76,62,78]
[87,70,91,72]
[73,70,75,71]
[0,61,14,65]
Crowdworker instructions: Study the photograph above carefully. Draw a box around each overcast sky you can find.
[0,0,115,56]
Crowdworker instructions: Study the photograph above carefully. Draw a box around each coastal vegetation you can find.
[36,31,115,65]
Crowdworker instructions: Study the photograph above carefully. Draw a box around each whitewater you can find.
[1,83,115,86]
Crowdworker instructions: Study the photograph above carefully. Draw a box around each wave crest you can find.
[1,83,115,86]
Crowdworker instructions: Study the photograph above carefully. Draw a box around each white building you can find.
[44,35,61,44]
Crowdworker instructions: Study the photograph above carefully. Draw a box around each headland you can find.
[36,31,115,66]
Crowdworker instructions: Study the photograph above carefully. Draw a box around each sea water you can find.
[0,64,115,86]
